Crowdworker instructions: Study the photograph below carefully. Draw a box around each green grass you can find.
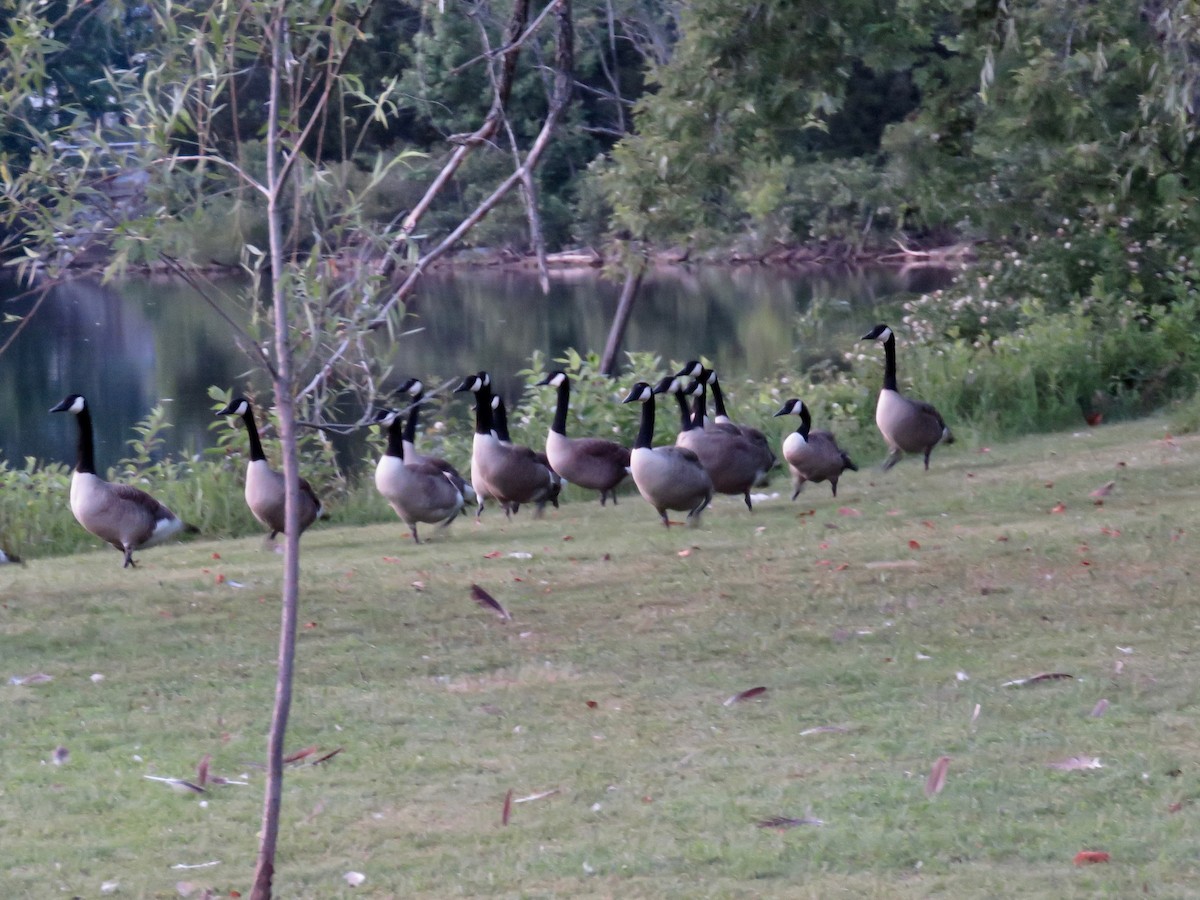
[2,417,1199,898]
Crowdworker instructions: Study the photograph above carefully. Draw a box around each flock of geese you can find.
[47,324,954,567]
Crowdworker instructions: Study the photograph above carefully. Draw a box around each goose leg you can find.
[881,448,903,471]
[742,491,753,512]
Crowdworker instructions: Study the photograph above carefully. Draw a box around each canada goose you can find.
[373,408,465,543]
[676,363,777,482]
[490,393,562,513]
[454,372,558,518]
[861,324,954,470]
[50,394,192,567]
[395,378,476,504]
[621,379,713,526]
[673,379,771,511]
[535,370,631,505]
[217,397,323,546]
[773,398,858,499]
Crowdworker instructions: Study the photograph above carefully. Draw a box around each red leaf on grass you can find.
[1050,502,1067,514]
[585,700,598,709]
[196,754,211,788]
[723,686,768,707]
[470,584,512,621]
[483,550,503,559]
[908,540,921,550]
[1002,672,1073,687]
[925,755,951,798]
[312,747,343,765]
[1074,851,1110,865]
[283,746,317,764]
[501,788,514,826]
[837,507,861,517]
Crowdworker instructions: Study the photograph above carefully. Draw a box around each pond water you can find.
[0,264,952,468]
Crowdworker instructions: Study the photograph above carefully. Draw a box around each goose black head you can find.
[50,394,87,415]
[217,397,251,418]
[621,382,655,404]
[861,324,893,342]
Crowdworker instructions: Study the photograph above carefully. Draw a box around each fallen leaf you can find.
[302,621,317,629]
[501,788,514,825]
[1089,480,1115,497]
[562,535,574,541]
[1169,801,1184,814]
[971,703,981,725]
[925,755,951,798]
[470,584,512,621]
[381,556,400,563]
[1073,851,1110,865]
[411,580,425,591]
[1048,756,1103,771]
[311,747,343,765]
[1050,502,1067,514]
[723,686,768,706]
[837,507,861,517]
[283,746,318,764]
[196,754,211,787]
[677,549,692,557]
[514,788,560,804]
[1089,699,1109,718]
[144,775,207,794]
[211,552,221,560]
[908,540,921,550]
[585,700,598,709]
[9,672,53,685]
[1002,672,1073,687]
[799,724,850,736]
[756,813,824,829]
[483,550,503,559]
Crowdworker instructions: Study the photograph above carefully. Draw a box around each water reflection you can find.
[0,265,950,466]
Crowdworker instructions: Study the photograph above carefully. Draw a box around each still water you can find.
[0,265,951,467]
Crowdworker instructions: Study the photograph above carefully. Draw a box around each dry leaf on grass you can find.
[1089,699,1109,718]
[1002,672,1073,687]
[925,756,951,798]
[799,724,851,736]
[283,746,317,764]
[756,812,824,829]
[515,788,560,804]
[144,775,206,794]
[501,788,514,825]
[1073,851,1110,865]
[1048,756,1103,771]
[311,748,343,765]
[195,754,210,788]
[470,584,512,621]
[1089,481,1116,498]
[9,672,53,685]
[723,686,768,706]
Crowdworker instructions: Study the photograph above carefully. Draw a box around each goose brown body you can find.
[537,370,630,505]
[672,379,771,511]
[395,378,476,504]
[52,394,190,567]
[623,378,712,526]
[454,373,558,518]
[773,398,858,499]
[374,409,465,543]
[861,325,954,470]
[218,397,322,542]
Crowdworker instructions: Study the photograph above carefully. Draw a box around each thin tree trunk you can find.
[600,256,645,376]
[251,14,301,899]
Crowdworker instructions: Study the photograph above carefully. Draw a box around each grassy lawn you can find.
[2,416,1198,898]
